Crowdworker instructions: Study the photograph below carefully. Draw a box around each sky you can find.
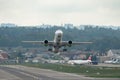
[0,0,120,26]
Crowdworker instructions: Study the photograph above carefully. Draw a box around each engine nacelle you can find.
[44,40,48,46]
[68,41,72,47]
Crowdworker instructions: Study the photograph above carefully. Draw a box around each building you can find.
[107,49,120,59]
[61,50,95,60]
[99,49,120,63]
[64,24,74,29]
[0,50,8,60]
[1,23,17,27]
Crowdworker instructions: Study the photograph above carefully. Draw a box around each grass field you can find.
[22,63,120,78]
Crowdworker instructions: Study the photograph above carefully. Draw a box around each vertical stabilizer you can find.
[87,55,92,60]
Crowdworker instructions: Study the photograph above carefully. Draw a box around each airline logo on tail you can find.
[87,55,92,60]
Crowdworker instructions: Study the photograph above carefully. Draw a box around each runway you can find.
[93,63,120,67]
[0,65,119,80]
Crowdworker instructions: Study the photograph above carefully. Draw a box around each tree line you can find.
[0,26,120,53]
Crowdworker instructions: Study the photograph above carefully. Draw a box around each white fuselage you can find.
[68,60,91,65]
[53,30,63,53]
[104,59,120,64]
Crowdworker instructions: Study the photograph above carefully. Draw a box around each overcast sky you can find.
[0,0,120,26]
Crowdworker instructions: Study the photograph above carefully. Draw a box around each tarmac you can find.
[0,65,119,80]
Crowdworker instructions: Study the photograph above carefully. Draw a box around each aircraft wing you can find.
[22,41,54,46]
[72,42,92,45]
[22,41,92,46]
[22,41,44,44]
[61,41,92,46]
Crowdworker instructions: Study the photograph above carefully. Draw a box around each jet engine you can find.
[44,40,48,46]
[68,41,72,47]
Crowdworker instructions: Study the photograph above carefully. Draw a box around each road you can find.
[0,65,119,80]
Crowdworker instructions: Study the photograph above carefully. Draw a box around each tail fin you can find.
[87,55,92,60]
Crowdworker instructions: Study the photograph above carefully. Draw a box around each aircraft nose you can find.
[55,30,63,35]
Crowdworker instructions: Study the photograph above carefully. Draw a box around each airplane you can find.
[67,55,92,65]
[22,29,92,53]
[104,58,120,64]
[104,60,114,64]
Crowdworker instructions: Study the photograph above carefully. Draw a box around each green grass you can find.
[21,63,120,78]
